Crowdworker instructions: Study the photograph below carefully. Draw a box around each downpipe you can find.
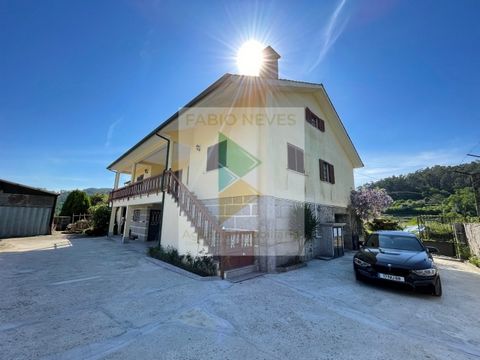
[155,133,170,249]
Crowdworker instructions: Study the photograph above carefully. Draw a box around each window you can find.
[366,234,423,251]
[206,140,227,171]
[319,159,335,184]
[305,107,325,132]
[132,210,141,222]
[287,143,305,173]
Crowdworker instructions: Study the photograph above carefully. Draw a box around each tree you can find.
[60,190,91,217]
[444,187,477,217]
[90,193,108,206]
[351,187,393,222]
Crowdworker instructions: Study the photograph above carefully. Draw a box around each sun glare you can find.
[236,40,265,76]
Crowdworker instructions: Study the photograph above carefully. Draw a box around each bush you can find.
[86,204,111,236]
[290,204,320,258]
[469,256,480,268]
[365,218,401,234]
[148,246,217,277]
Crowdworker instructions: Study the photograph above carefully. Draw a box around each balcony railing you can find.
[110,173,163,201]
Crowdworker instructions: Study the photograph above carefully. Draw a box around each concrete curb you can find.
[276,262,307,273]
[144,256,221,281]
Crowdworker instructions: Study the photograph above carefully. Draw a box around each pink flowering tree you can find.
[350,186,393,222]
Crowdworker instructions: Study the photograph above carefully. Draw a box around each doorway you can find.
[333,226,344,257]
[147,209,162,242]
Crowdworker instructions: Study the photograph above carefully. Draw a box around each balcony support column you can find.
[114,172,120,190]
[122,205,132,243]
[131,164,137,183]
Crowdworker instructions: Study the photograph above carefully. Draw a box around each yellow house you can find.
[107,47,363,276]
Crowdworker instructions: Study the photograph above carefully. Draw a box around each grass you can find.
[148,246,217,277]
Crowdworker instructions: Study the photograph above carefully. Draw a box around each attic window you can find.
[305,107,325,132]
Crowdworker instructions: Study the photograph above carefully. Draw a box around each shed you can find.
[0,179,58,238]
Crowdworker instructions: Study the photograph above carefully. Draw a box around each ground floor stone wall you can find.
[110,204,162,242]
[201,195,355,272]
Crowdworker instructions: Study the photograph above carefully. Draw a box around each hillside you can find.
[56,188,111,215]
[367,161,480,217]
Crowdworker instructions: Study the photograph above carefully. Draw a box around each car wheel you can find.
[355,270,362,281]
[433,277,442,297]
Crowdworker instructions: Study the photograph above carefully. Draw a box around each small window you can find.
[206,140,227,171]
[132,210,141,222]
[319,160,335,184]
[305,107,325,132]
[287,143,305,173]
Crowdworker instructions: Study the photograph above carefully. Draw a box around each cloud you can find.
[355,148,468,186]
[308,0,350,72]
[105,118,122,148]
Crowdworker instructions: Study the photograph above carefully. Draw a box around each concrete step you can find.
[226,271,264,283]
[223,264,258,280]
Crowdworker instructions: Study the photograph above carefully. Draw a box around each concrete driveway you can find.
[1,235,479,360]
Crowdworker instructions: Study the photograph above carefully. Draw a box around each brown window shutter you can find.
[319,160,325,181]
[329,163,335,184]
[318,119,325,132]
[296,149,305,173]
[287,144,296,171]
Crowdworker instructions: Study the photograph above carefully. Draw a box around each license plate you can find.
[378,273,405,282]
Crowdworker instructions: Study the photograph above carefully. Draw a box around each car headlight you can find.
[354,258,371,268]
[412,268,437,276]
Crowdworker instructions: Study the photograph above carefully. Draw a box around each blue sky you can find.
[1,0,479,191]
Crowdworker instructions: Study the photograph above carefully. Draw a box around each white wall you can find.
[160,193,210,256]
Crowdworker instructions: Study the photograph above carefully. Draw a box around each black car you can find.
[353,231,442,296]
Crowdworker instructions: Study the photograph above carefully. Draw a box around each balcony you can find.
[110,173,164,202]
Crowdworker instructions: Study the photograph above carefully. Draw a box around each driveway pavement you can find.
[1,235,479,360]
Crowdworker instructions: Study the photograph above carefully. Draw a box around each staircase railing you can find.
[164,170,255,277]
[110,173,163,201]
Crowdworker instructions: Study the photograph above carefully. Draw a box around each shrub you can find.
[469,256,480,268]
[86,204,111,236]
[148,246,217,277]
[365,218,401,234]
[290,204,320,258]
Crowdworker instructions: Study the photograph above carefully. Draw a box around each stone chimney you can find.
[260,46,280,79]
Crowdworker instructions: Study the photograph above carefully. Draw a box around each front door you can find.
[147,210,162,242]
[333,226,344,257]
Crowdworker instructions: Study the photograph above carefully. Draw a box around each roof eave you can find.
[107,74,233,170]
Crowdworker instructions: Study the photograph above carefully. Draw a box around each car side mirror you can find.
[426,246,439,254]
[358,240,365,248]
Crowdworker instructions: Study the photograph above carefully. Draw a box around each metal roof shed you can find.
[0,179,58,239]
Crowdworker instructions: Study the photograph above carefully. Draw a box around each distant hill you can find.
[367,161,480,217]
[56,188,111,215]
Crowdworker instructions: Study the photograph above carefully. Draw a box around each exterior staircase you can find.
[164,170,256,278]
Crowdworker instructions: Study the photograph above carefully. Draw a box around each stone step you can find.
[223,264,258,280]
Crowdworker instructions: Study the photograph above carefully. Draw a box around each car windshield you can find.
[366,234,424,251]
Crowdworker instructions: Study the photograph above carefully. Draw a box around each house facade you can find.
[107,47,363,276]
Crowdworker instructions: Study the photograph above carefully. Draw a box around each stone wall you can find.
[201,195,352,272]
[128,205,162,242]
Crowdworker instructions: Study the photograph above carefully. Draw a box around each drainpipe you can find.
[155,133,170,249]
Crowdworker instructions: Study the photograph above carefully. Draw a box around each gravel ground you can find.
[0,235,479,360]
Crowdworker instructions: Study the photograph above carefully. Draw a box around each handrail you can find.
[110,173,163,201]
[164,170,255,277]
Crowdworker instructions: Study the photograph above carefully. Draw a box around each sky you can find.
[1,0,480,191]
